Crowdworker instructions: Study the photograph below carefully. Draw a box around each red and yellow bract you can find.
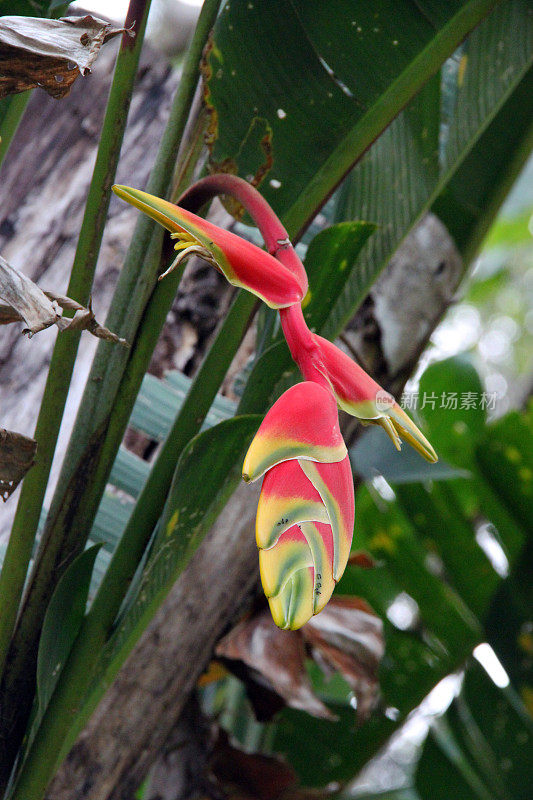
[242,382,346,482]
[112,185,305,309]
[314,335,437,463]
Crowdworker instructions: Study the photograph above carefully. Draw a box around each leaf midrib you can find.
[285,0,503,240]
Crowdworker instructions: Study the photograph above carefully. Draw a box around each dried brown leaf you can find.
[210,728,335,800]
[347,551,376,569]
[44,292,128,345]
[216,609,335,721]
[216,597,384,724]
[0,256,127,345]
[303,597,385,722]
[211,729,298,800]
[0,428,37,501]
[0,255,60,334]
[0,15,128,99]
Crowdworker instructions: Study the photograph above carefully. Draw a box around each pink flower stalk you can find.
[114,176,437,630]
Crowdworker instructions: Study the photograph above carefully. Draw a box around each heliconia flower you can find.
[243,382,354,630]
[112,185,305,309]
[256,457,354,630]
[314,334,437,463]
[114,174,438,631]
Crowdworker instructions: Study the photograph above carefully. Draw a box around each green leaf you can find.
[433,62,533,262]
[416,724,495,800]
[47,0,74,12]
[326,2,533,337]
[485,539,533,711]
[483,209,533,251]
[206,0,504,237]
[475,411,533,534]
[85,415,262,709]
[418,355,485,468]
[35,544,101,733]
[350,427,467,485]
[237,340,296,416]
[301,221,376,333]
[482,410,533,703]
[355,488,481,659]
[458,664,533,799]
[272,704,397,788]
[0,0,75,18]
[395,481,500,620]
[129,371,237,443]
[109,448,150,500]
[89,493,133,554]
[415,661,533,800]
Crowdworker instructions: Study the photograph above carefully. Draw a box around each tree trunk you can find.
[47,481,262,800]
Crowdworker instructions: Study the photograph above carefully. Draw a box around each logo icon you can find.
[375,389,394,412]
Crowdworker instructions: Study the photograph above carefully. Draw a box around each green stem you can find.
[0,92,31,169]
[9,292,254,800]
[21,0,223,578]
[2,1,223,794]
[0,2,152,690]
[89,289,254,627]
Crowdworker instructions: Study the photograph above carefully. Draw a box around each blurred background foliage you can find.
[422,154,533,414]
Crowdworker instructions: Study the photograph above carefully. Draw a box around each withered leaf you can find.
[0,428,37,501]
[0,255,59,333]
[43,292,128,345]
[211,728,305,800]
[347,550,376,569]
[304,597,385,722]
[216,597,384,724]
[0,15,128,99]
[0,256,127,345]
[216,608,335,721]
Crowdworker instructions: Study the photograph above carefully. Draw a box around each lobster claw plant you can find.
[113,178,437,629]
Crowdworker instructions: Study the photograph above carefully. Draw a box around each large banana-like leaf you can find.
[327,0,533,337]
[415,661,533,800]
[204,0,502,236]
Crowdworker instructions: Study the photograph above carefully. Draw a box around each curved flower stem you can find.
[179,174,308,292]
[180,175,331,389]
